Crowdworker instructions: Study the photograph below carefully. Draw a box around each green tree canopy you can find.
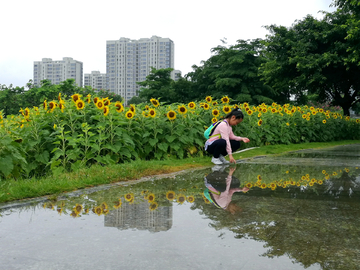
[186,39,277,104]
[261,6,360,115]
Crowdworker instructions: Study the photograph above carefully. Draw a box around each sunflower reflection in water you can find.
[204,166,248,214]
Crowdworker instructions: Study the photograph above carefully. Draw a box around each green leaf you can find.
[35,150,50,164]
[166,135,176,143]
[149,138,158,147]
[157,142,168,152]
[0,156,13,177]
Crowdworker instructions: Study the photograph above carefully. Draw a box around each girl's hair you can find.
[225,108,244,119]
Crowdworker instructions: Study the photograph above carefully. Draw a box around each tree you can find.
[261,8,360,116]
[186,39,277,104]
[137,67,176,103]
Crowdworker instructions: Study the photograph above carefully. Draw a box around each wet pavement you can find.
[0,144,359,270]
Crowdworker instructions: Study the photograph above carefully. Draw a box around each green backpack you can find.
[204,121,222,139]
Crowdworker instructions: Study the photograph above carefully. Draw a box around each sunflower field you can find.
[0,94,359,179]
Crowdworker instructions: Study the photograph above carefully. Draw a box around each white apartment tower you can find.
[84,71,107,90]
[33,57,83,87]
[106,35,175,102]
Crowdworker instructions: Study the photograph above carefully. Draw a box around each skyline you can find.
[0,0,335,88]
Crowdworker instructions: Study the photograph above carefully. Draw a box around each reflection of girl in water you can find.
[204,166,248,214]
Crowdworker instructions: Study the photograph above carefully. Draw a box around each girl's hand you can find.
[242,137,250,143]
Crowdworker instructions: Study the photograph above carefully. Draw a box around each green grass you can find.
[1,140,359,204]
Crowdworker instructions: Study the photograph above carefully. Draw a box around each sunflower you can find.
[245,183,253,188]
[148,108,156,118]
[101,202,108,210]
[222,105,231,114]
[124,193,134,202]
[103,106,110,116]
[187,196,195,203]
[166,191,176,201]
[211,117,218,123]
[149,202,158,211]
[205,96,212,103]
[203,103,210,110]
[93,97,99,104]
[129,104,136,113]
[86,94,91,103]
[247,110,253,115]
[262,108,267,113]
[150,98,160,107]
[96,100,105,110]
[302,114,307,119]
[147,193,156,203]
[212,109,220,117]
[166,110,176,120]
[125,110,134,119]
[257,175,262,181]
[322,119,326,124]
[188,102,196,109]
[286,122,290,126]
[70,211,79,218]
[94,206,103,216]
[59,102,65,111]
[114,101,124,113]
[221,96,229,103]
[258,119,262,126]
[177,194,186,204]
[113,199,122,209]
[103,98,111,106]
[75,99,85,110]
[73,203,83,214]
[178,105,187,114]
[58,93,62,101]
[49,101,57,110]
[71,94,80,103]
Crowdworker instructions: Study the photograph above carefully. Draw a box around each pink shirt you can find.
[205,120,242,155]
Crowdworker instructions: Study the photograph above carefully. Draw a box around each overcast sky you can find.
[0,0,336,88]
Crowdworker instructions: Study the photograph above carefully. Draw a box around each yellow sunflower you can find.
[212,109,220,117]
[115,102,124,113]
[125,110,134,119]
[129,104,136,113]
[212,117,218,123]
[187,196,195,203]
[49,101,57,110]
[75,99,85,110]
[103,106,110,116]
[94,206,103,216]
[222,105,231,114]
[177,105,187,114]
[147,193,156,203]
[166,110,177,121]
[322,119,326,124]
[188,102,196,109]
[71,94,81,103]
[149,202,158,211]
[177,194,186,204]
[73,203,83,214]
[113,199,122,209]
[124,193,134,202]
[103,98,111,106]
[96,100,105,110]
[150,98,160,107]
[203,103,210,110]
[166,191,176,201]
[258,119,262,126]
[205,96,212,103]
[86,94,91,103]
[148,108,156,118]
[221,96,229,103]
[93,97,99,104]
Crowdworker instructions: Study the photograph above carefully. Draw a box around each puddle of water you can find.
[0,144,359,270]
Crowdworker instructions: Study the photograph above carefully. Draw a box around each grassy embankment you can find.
[1,140,359,204]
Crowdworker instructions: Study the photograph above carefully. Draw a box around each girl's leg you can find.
[230,140,241,154]
[206,139,227,158]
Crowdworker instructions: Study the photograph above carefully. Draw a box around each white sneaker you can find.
[219,155,230,164]
[211,157,223,165]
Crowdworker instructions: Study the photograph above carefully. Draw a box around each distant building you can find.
[106,35,175,102]
[172,69,182,81]
[84,71,107,91]
[33,57,83,87]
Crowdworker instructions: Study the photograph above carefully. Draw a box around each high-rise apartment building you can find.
[84,71,107,90]
[106,35,175,102]
[33,57,83,87]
